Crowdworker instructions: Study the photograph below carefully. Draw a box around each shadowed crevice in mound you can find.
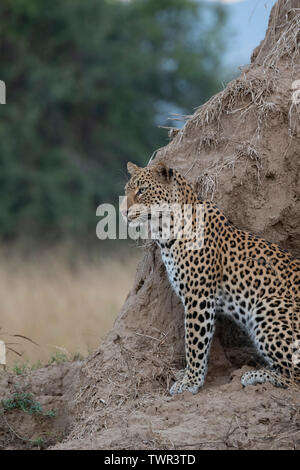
[51,0,300,449]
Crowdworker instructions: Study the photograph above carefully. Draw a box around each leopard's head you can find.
[120,161,174,225]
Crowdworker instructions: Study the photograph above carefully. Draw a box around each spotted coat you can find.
[121,161,300,394]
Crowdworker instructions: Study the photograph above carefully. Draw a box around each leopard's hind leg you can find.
[241,369,287,388]
[243,297,300,389]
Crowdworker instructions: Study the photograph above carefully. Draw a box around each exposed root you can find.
[262,9,300,70]
[196,141,262,199]
[198,131,224,151]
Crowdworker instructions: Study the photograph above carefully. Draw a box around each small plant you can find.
[49,350,84,364]
[49,351,69,364]
[11,360,43,375]
[0,386,57,449]
[12,363,28,375]
[32,437,46,449]
[9,352,83,375]
[1,387,56,417]
[31,360,43,370]
[72,352,84,361]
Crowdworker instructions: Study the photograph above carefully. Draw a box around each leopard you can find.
[121,160,300,395]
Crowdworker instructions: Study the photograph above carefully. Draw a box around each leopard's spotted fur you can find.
[121,161,300,395]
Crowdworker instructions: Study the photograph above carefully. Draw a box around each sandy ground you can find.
[1,337,299,450]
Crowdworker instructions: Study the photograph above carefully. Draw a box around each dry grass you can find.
[196,140,262,200]
[261,6,300,69]
[0,247,139,368]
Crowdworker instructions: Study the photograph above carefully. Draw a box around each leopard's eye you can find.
[137,187,146,196]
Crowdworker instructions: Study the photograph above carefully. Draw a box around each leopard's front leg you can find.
[170,297,216,395]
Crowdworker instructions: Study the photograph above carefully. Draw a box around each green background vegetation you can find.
[0,0,229,242]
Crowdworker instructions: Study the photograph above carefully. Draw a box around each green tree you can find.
[0,0,228,240]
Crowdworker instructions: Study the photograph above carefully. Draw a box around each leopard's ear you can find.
[127,162,139,175]
[153,161,173,184]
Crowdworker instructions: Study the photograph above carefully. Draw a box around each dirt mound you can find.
[1,0,300,450]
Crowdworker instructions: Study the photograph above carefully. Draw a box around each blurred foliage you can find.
[0,0,228,241]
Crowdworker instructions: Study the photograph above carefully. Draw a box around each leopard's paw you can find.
[169,375,202,395]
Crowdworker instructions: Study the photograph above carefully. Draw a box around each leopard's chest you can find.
[160,246,188,300]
